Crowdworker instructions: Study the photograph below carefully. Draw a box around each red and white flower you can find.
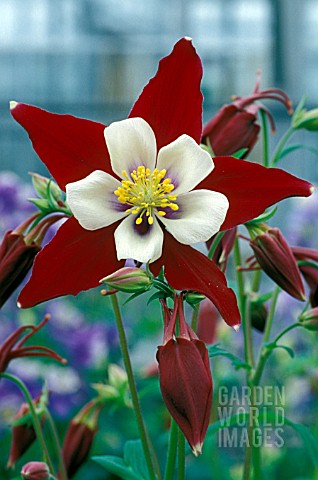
[10,38,314,329]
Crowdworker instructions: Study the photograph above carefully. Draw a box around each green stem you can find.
[270,127,295,166]
[251,270,262,293]
[263,287,280,344]
[177,428,185,480]
[253,287,280,387]
[164,418,178,480]
[0,373,55,474]
[109,294,158,480]
[190,306,199,332]
[271,322,300,346]
[44,408,68,480]
[260,110,269,167]
[234,238,254,370]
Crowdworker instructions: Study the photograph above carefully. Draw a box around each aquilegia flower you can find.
[10,38,313,329]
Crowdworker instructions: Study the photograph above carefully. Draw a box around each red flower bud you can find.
[21,461,50,480]
[202,73,292,156]
[250,228,305,301]
[0,230,40,308]
[157,296,212,455]
[299,307,318,331]
[292,246,318,307]
[61,400,102,478]
[197,298,219,344]
[7,395,45,469]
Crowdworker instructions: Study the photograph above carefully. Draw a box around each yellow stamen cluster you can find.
[114,166,179,225]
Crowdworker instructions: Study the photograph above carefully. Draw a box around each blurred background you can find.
[0,0,318,180]
[1,1,318,479]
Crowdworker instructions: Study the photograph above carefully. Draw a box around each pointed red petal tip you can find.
[233,324,241,332]
[192,443,203,457]
[10,101,19,110]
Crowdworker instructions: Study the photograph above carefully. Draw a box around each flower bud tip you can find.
[310,185,316,194]
[192,443,202,456]
[9,100,18,110]
[184,36,192,41]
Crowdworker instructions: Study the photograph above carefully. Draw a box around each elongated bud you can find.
[202,73,292,156]
[292,246,318,307]
[100,267,152,293]
[21,461,50,480]
[61,400,102,478]
[250,228,305,301]
[0,230,40,308]
[7,395,45,468]
[30,172,62,203]
[299,307,318,331]
[157,296,212,455]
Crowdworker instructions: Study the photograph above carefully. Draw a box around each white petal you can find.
[66,170,127,230]
[114,215,164,263]
[159,190,229,244]
[105,118,157,179]
[156,135,214,194]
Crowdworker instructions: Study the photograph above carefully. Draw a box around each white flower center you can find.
[114,166,179,225]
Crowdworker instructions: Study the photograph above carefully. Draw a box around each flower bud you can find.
[292,107,318,131]
[202,74,292,157]
[197,298,219,344]
[30,172,62,203]
[21,461,50,480]
[0,230,40,308]
[157,338,212,456]
[7,396,44,468]
[292,246,318,307]
[157,296,212,455]
[299,307,318,331]
[250,298,267,332]
[100,267,152,293]
[61,400,102,478]
[250,228,305,301]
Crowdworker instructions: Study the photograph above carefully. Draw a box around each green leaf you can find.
[147,291,166,305]
[277,144,318,161]
[208,344,252,370]
[92,440,149,480]
[232,148,248,159]
[284,418,318,467]
[245,206,277,227]
[92,455,141,480]
[264,342,295,359]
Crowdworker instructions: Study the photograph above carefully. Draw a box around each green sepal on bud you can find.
[30,172,62,201]
[299,307,318,331]
[184,291,206,305]
[100,267,153,294]
[91,364,131,407]
[292,96,318,131]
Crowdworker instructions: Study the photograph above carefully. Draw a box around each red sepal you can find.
[152,233,240,328]
[198,156,314,230]
[18,218,123,307]
[129,38,203,148]
[10,103,111,190]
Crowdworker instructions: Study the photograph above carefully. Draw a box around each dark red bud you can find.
[202,104,260,156]
[197,298,219,344]
[292,247,318,307]
[250,228,305,301]
[0,231,40,308]
[61,420,97,478]
[157,337,212,455]
[7,400,42,468]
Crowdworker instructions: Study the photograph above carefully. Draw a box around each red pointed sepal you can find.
[129,37,203,148]
[10,102,111,190]
[198,156,314,230]
[18,217,123,308]
[152,233,240,329]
